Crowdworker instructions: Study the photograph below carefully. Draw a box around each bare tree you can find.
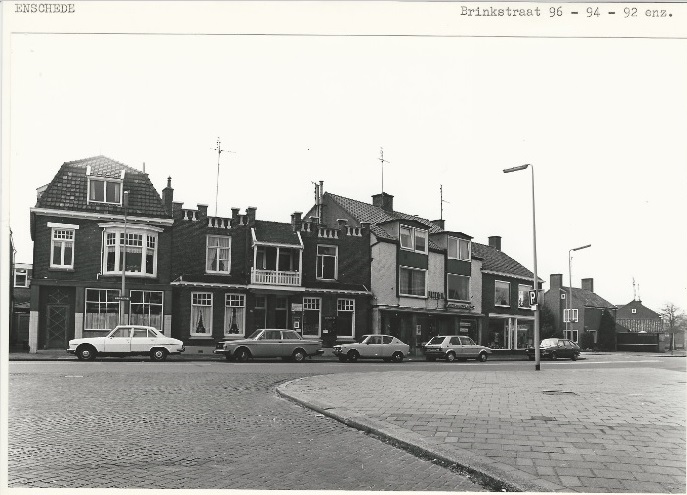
[660,303,686,351]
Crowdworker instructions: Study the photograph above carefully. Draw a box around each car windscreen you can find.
[427,336,445,345]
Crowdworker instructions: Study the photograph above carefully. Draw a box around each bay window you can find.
[399,266,427,297]
[101,225,160,277]
[399,225,428,254]
[447,274,470,301]
[448,237,471,261]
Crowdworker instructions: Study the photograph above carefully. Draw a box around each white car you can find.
[423,335,492,362]
[333,334,410,362]
[67,325,185,361]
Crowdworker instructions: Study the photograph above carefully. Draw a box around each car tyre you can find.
[392,351,404,363]
[571,353,578,361]
[234,348,251,362]
[478,352,488,362]
[150,348,168,362]
[292,348,307,363]
[551,351,558,360]
[347,350,359,362]
[76,344,97,361]
[446,351,456,362]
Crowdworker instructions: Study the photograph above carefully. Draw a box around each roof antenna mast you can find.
[440,184,450,221]
[378,147,391,193]
[213,137,236,217]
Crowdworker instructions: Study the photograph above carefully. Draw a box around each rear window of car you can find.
[542,339,558,346]
[382,336,393,344]
[460,337,475,345]
[132,328,148,338]
[449,337,460,345]
[367,336,383,344]
[427,336,445,345]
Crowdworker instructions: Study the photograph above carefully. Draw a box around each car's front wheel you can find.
[234,348,251,362]
[391,351,404,363]
[446,351,456,362]
[571,353,578,361]
[76,345,97,361]
[150,348,168,362]
[478,352,488,362]
[347,350,360,362]
[292,348,307,363]
[551,352,558,360]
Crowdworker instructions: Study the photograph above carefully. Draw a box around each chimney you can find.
[337,218,348,231]
[550,274,563,290]
[372,192,394,212]
[291,212,303,231]
[197,204,208,218]
[231,207,240,221]
[172,201,183,216]
[488,236,501,251]
[246,206,257,226]
[161,177,174,215]
[431,219,445,231]
[581,278,594,293]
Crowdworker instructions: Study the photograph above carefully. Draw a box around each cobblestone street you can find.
[8,362,486,490]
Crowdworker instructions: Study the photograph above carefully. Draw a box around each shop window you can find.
[129,290,163,330]
[494,280,511,307]
[303,297,321,337]
[85,288,120,331]
[337,299,355,338]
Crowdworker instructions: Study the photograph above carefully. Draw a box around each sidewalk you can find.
[278,368,686,493]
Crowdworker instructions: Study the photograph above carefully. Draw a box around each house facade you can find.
[305,188,485,355]
[472,236,542,352]
[542,274,617,344]
[27,156,174,352]
[10,262,32,351]
[168,190,372,348]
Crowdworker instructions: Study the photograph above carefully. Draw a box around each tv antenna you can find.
[378,147,391,193]
[213,137,236,216]
[440,184,450,221]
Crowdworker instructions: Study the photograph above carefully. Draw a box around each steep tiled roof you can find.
[253,221,302,246]
[327,192,442,233]
[35,156,167,218]
[472,243,537,280]
[553,285,616,309]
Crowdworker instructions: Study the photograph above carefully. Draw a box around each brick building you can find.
[27,156,174,352]
[10,262,32,351]
[615,299,663,333]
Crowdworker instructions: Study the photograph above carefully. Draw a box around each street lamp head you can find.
[503,164,530,174]
[572,244,591,252]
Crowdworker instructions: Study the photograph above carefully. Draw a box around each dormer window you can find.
[399,225,428,254]
[448,236,471,261]
[88,176,122,205]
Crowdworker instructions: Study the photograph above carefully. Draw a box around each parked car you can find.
[214,329,323,362]
[67,325,185,361]
[422,335,492,362]
[333,334,409,362]
[526,338,580,361]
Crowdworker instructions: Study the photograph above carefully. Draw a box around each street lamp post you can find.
[567,244,591,341]
[503,164,541,370]
[119,190,129,325]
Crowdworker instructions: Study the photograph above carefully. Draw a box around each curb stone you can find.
[276,381,566,493]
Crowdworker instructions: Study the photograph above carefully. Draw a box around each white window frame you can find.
[84,288,121,332]
[129,290,164,331]
[494,280,511,307]
[399,225,428,254]
[224,293,246,337]
[302,297,321,337]
[563,308,579,323]
[206,235,231,274]
[101,225,160,278]
[447,274,470,302]
[399,266,427,298]
[14,269,29,288]
[316,244,338,280]
[337,298,355,338]
[87,176,123,205]
[631,308,637,314]
[190,292,213,337]
[49,224,78,269]
[518,284,534,309]
[448,237,471,261]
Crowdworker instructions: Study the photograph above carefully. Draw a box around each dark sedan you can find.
[526,338,581,361]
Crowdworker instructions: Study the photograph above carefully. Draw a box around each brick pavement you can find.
[8,364,486,491]
[278,367,686,493]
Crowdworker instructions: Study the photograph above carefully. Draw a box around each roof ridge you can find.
[327,191,437,228]
[63,155,144,174]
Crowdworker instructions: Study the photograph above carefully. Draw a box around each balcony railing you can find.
[251,268,301,286]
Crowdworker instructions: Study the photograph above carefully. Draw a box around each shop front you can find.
[486,314,534,353]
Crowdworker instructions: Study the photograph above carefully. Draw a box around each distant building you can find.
[542,274,617,344]
[615,299,663,333]
[11,262,32,351]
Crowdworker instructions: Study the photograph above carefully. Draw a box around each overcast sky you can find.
[6,8,687,312]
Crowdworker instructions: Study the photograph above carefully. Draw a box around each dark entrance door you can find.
[46,305,69,349]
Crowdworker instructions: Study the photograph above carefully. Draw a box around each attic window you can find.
[88,177,122,205]
[632,308,637,314]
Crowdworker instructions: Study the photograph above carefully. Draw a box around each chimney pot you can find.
[246,207,257,225]
[291,212,303,231]
[197,204,208,217]
[550,274,563,290]
[488,236,502,251]
[581,278,594,293]
[162,177,174,215]
[372,192,394,212]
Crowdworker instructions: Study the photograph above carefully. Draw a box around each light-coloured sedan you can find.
[333,334,410,362]
[423,335,492,362]
[67,325,185,361]
[214,329,323,362]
